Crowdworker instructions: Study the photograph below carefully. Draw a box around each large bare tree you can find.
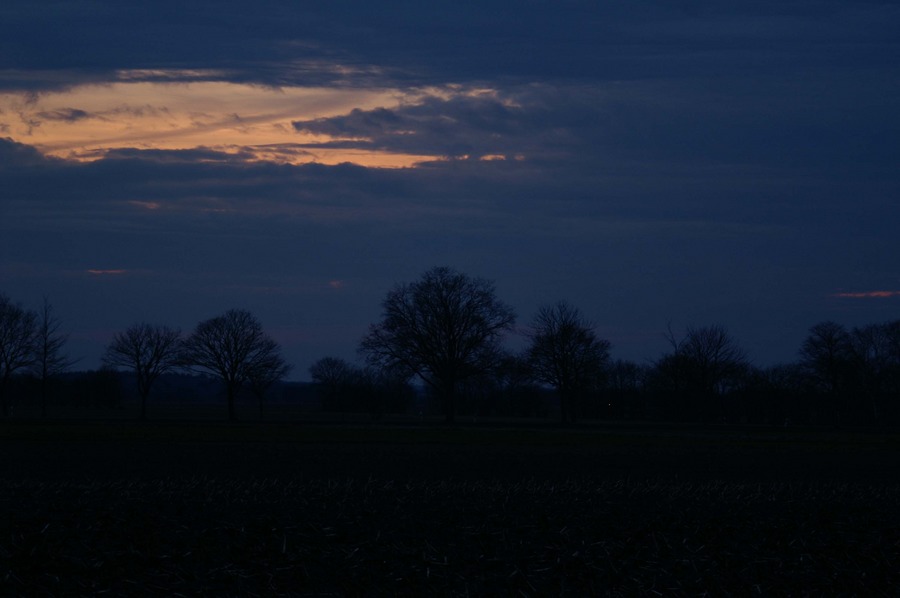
[181,309,287,420]
[526,301,611,424]
[360,266,515,423]
[103,323,182,419]
[0,294,37,417]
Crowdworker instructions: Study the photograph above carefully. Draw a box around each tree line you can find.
[3,267,900,425]
[0,298,289,421]
[321,267,900,426]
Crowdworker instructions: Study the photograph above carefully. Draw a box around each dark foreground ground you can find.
[2,421,899,595]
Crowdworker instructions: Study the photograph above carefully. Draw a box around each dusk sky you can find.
[2,1,899,378]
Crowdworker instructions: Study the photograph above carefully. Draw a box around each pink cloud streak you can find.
[832,290,900,299]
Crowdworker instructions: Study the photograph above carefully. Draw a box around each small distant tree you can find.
[360,267,515,423]
[752,363,810,425]
[491,352,545,417]
[181,309,286,420]
[247,342,291,420]
[103,323,182,419]
[799,321,854,396]
[676,325,748,395]
[654,324,748,421]
[605,359,647,419]
[798,321,857,424]
[309,356,356,412]
[526,301,611,424]
[32,298,76,417]
[0,294,37,417]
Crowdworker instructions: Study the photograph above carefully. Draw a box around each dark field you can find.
[2,421,900,595]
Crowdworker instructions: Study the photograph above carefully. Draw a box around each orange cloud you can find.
[832,290,900,298]
[0,80,438,168]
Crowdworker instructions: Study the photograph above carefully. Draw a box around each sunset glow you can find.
[3,1,899,375]
[0,79,440,167]
[833,290,900,299]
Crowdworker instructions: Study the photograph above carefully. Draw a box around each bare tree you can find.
[526,301,611,424]
[33,297,76,417]
[0,294,37,417]
[655,324,748,421]
[798,321,860,424]
[103,323,182,419]
[606,359,648,419]
[360,266,515,423]
[678,325,748,396]
[181,309,286,420]
[247,340,291,420]
[309,356,356,412]
[799,321,854,395]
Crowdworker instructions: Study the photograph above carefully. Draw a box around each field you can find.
[2,419,899,595]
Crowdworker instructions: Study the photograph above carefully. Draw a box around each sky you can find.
[2,1,899,378]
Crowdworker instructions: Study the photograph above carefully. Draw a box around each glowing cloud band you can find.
[0,79,437,167]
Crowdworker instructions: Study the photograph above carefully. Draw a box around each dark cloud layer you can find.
[3,1,898,90]
[2,2,900,374]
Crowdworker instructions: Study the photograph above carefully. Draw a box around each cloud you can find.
[2,129,898,371]
[293,93,528,159]
[0,136,59,169]
[2,1,900,372]
[286,72,900,180]
[3,1,897,94]
[289,84,644,165]
[100,146,254,164]
[832,291,900,299]
[34,108,92,122]
[1,80,430,165]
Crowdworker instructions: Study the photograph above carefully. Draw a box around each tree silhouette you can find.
[309,356,356,412]
[103,323,181,420]
[605,359,647,419]
[844,320,900,422]
[33,298,76,417]
[247,342,291,420]
[655,324,748,421]
[0,294,37,417]
[490,352,545,417]
[526,301,610,424]
[799,321,854,397]
[360,266,515,423]
[181,309,286,420]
